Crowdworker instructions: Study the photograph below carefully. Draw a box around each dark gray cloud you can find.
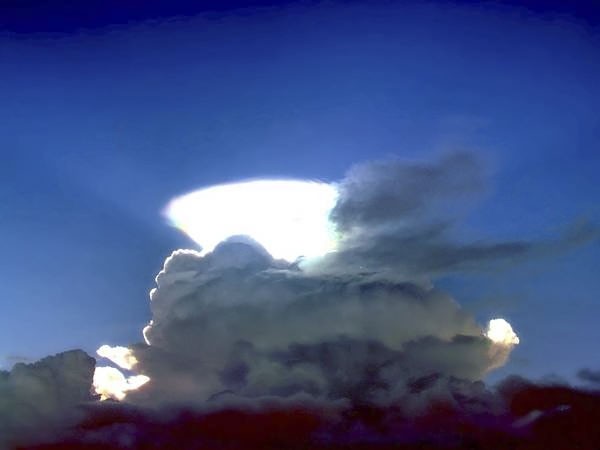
[313,153,599,279]
[330,152,484,233]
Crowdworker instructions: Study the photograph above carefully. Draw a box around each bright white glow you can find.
[97,345,138,370]
[142,321,153,345]
[93,366,150,401]
[485,318,520,346]
[165,179,339,261]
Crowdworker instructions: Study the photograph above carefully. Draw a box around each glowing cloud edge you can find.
[485,318,520,347]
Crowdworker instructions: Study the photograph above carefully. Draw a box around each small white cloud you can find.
[485,318,520,346]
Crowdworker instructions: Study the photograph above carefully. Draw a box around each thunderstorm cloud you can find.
[3,152,599,449]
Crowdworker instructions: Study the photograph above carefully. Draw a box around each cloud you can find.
[330,152,484,233]
[93,153,555,414]
[578,368,600,386]
[29,377,600,449]
[8,152,600,448]
[93,366,150,401]
[0,350,95,448]
[117,236,516,412]
[165,180,338,261]
[96,345,139,370]
[307,152,599,280]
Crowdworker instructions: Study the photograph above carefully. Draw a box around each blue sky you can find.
[1,1,599,382]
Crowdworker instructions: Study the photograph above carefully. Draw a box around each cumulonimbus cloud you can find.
[6,152,599,448]
[97,153,534,410]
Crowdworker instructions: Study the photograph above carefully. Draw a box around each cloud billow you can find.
[130,238,506,410]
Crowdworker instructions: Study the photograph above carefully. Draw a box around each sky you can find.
[1,0,600,390]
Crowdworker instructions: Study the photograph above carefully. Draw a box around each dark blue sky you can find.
[1,0,599,382]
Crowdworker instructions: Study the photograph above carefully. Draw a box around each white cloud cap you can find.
[165,179,338,262]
